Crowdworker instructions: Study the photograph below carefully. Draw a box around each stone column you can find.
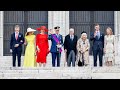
[0,11,3,56]
[48,11,69,65]
[114,11,120,40]
[48,11,69,37]
[114,11,120,56]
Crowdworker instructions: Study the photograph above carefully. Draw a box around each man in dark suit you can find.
[64,28,78,67]
[90,24,104,67]
[10,25,24,67]
[48,26,63,67]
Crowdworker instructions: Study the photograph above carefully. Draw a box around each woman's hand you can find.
[24,43,27,45]
[34,52,36,56]
[80,50,83,53]
[113,50,115,53]
[104,48,106,54]
[80,48,83,53]
[37,46,40,52]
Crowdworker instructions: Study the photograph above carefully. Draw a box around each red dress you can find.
[36,34,49,63]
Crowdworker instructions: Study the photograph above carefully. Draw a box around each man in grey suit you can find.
[64,28,78,67]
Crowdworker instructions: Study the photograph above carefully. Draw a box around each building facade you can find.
[0,11,120,57]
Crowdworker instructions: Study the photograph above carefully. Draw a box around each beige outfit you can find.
[104,35,115,63]
[77,38,90,65]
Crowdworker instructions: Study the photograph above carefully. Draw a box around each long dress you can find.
[77,38,90,65]
[104,35,115,63]
[36,34,49,63]
[23,35,37,67]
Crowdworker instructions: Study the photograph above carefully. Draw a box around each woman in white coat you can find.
[77,32,90,66]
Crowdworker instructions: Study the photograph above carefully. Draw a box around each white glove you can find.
[56,45,62,48]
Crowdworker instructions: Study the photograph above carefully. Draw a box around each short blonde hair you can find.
[106,27,113,35]
[81,33,87,39]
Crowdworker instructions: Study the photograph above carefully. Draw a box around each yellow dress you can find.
[23,35,37,67]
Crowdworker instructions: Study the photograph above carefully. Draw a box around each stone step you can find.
[0,56,120,67]
[0,73,91,79]
[1,67,120,79]
[0,55,120,79]
[0,67,92,79]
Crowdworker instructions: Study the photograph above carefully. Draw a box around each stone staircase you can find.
[0,55,120,79]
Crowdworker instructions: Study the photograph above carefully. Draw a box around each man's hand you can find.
[20,40,23,43]
[10,49,12,53]
[49,29,54,34]
[64,49,67,53]
[24,43,27,45]
[94,32,97,38]
[56,44,62,49]
[14,44,19,47]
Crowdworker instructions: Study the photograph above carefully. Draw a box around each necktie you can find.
[16,33,18,40]
[97,31,100,39]
[57,34,59,38]
[71,35,73,41]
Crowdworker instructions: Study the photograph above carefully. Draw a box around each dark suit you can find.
[90,31,104,66]
[10,32,24,67]
[64,34,78,58]
[48,34,63,67]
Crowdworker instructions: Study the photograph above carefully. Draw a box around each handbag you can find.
[78,59,83,66]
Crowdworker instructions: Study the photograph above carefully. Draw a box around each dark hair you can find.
[15,25,20,29]
[94,23,99,26]
[25,32,33,36]
[25,32,29,36]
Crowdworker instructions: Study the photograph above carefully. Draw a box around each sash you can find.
[52,34,62,52]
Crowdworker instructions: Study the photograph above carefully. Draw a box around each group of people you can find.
[10,24,115,68]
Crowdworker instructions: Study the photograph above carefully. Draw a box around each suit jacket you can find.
[90,31,104,50]
[48,34,63,53]
[64,34,78,55]
[10,32,24,52]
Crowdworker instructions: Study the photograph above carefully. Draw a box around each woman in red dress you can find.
[36,26,49,67]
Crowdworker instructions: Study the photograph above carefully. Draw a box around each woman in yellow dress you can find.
[23,28,37,67]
